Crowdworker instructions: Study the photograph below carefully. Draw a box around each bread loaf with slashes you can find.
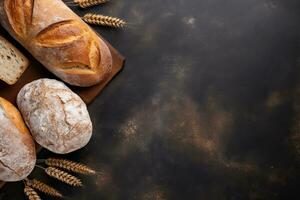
[0,0,112,87]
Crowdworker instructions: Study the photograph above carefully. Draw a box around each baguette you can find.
[0,0,112,87]
[0,97,36,181]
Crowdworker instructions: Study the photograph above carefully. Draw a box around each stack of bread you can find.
[0,0,116,182]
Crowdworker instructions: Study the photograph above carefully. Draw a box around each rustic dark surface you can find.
[1,0,300,199]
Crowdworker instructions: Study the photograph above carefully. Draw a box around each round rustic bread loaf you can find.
[17,78,93,154]
[0,97,36,181]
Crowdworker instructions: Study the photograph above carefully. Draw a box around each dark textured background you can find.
[1,0,300,199]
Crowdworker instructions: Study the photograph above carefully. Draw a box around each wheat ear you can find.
[45,167,83,187]
[24,186,41,200]
[25,179,63,198]
[45,158,96,175]
[82,13,126,28]
[78,0,108,8]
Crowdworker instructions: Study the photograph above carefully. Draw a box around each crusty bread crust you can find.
[0,97,36,182]
[17,79,93,154]
[0,0,112,87]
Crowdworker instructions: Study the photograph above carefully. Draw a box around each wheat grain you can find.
[82,13,126,28]
[45,167,83,187]
[77,0,108,8]
[45,158,96,175]
[24,186,41,200]
[25,179,63,198]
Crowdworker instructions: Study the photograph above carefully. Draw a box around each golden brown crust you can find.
[0,0,112,87]
[0,97,29,135]
[4,0,33,39]
[35,20,85,48]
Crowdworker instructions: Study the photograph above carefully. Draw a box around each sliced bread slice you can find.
[0,36,29,85]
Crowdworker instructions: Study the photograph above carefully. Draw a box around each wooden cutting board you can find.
[0,27,125,187]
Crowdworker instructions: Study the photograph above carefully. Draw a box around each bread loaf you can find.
[0,35,29,85]
[0,97,36,182]
[17,79,93,154]
[0,0,112,87]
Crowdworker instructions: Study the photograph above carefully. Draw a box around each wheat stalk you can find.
[78,0,108,8]
[45,158,96,175]
[66,0,108,8]
[25,179,63,198]
[45,167,83,187]
[82,13,126,28]
[24,186,41,200]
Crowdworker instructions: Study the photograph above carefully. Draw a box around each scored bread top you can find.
[0,0,112,87]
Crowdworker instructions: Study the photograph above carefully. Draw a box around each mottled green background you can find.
[1,0,300,199]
